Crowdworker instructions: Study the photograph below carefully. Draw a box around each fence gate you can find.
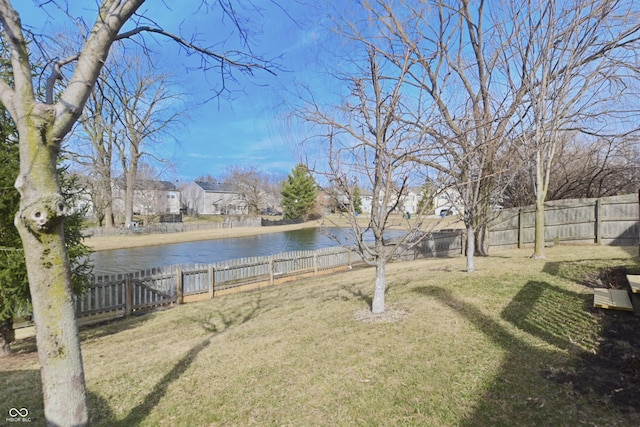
[129,278,177,313]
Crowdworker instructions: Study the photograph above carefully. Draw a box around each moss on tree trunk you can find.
[14,117,89,426]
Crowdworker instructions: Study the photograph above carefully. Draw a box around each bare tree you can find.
[503,135,640,207]
[351,0,530,272]
[73,67,120,227]
[0,1,276,424]
[341,0,640,268]
[506,0,640,258]
[302,46,435,314]
[222,165,274,214]
[104,55,183,228]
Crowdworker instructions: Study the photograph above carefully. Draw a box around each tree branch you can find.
[115,26,277,76]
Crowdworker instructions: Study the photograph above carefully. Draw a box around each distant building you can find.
[182,181,248,216]
[333,187,422,215]
[433,187,463,216]
[112,179,181,216]
[400,187,421,215]
[316,189,335,215]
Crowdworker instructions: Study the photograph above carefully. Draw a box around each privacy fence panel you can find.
[489,194,639,249]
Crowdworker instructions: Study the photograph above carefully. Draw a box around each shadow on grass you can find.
[414,279,638,425]
[0,367,114,426]
[339,277,407,308]
[340,284,373,307]
[100,298,263,426]
[79,309,161,343]
[415,284,555,425]
[543,258,633,284]
[501,280,597,354]
[10,307,168,355]
[106,335,214,427]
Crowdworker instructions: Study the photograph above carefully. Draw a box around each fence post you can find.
[208,265,215,300]
[595,198,602,244]
[518,208,525,249]
[175,267,184,304]
[313,252,318,276]
[124,275,133,317]
[269,257,274,285]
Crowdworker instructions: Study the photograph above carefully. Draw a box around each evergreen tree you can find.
[281,164,318,220]
[416,183,435,215]
[353,185,363,214]
[0,140,92,356]
[0,39,92,355]
[0,107,25,356]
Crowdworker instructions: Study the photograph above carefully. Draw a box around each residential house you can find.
[400,187,421,215]
[112,179,181,216]
[182,181,248,216]
[336,187,420,216]
[433,187,463,216]
[316,189,335,215]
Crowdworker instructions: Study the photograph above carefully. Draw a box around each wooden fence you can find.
[489,193,639,250]
[20,192,638,330]
[72,230,464,325]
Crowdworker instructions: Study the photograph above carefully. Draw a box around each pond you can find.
[90,227,366,276]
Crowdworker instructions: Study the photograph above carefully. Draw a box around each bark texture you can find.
[14,108,89,425]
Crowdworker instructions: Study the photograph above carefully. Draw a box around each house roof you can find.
[113,177,177,191]
[194,181,237,193]
[149,180,178,191]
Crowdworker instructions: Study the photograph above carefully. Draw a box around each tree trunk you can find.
[105,204,114,228]
[124,145,140,228]
[466,224,475,273]
[14,120,89,426]
[474,221,490,256]
[124,178,135,228]
[371,259,386,314]
[0,319,15,357]
[102,177,114,228]
[532,193,546,259]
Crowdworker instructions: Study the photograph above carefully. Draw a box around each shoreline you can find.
[85,215,462,252]
[86,221,320,252]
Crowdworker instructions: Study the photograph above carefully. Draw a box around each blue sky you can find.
[15,0,341,183]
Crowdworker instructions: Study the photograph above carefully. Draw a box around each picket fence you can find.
[74,230,464,325]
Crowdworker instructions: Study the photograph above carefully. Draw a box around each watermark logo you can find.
[6,407,31,423]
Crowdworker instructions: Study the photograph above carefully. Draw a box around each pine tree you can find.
[0,112,25,356]
[416,183,435,215]
[0,140,92,356]
[281,164,318,220]
[353,185,363,214]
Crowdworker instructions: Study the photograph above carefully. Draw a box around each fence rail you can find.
[489,193,639,250]
[70,230,463,325]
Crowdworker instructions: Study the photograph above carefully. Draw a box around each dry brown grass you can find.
[3,245,639,426]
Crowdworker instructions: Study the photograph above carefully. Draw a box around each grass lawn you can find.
[2,245,639,426]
